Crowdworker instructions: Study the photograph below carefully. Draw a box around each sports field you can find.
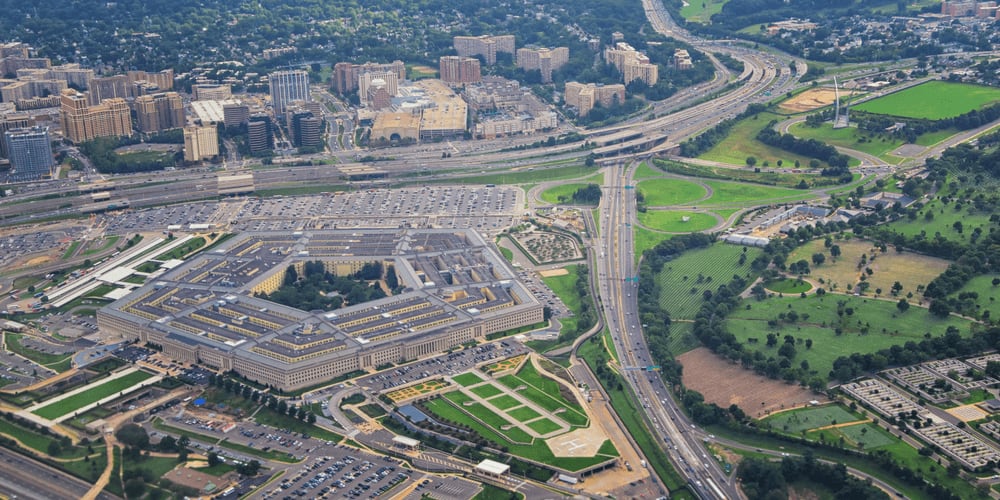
[32,370,154,420]
[853,81,1000,120]
[638,210,718,232]
[724,294,974,378]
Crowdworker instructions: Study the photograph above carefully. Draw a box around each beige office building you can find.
[183,126,219,162]
[59,89,132,143]
[453,35,515,65]
[134,92,185,133]
[439,56,482,85]
[192,84,232,101]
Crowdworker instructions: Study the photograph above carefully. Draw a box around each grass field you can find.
[33,370,153,419]
[452,372,484,387]
[875,197,994,243]
[0,417,100,459]
[634,161,665,180]
[724,294,975,378]
[540,264,590,345]
[636,178,708,206]
[489,394,522,410]
[763,278,812,294]
[761,404,862,433]
[680,0,730,23]
[948,275,1000,321]
[656,243,763,320]
[634,227,672,264]
[788,238,950,296]
[653,159,848,190]
[508,406,542,422]
[496,361,588,426]
[854,81,1000,120]
[808,422,895,451]
[788,122,904,162]
[527,418,562,434]
[539,183,589,205]
[471,384,504,399]
[702,180,815,206]
[638,210,718,232]
[155,237,206,261]
[442,392,533,443]
[700,112,838,167]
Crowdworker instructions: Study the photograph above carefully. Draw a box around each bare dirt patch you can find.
[780,88,838,113]
[538,268,569,277]
[677,347,827,417]
[25,256,54,266]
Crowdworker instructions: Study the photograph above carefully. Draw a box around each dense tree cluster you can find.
[260,261,387,311]
[569,184,602,205]
[78,136,179,174]
[738,453,888,500]
[755,123,851,178]
[854,102,1000,144]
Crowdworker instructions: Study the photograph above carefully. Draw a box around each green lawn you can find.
[634,161,665,180]
[788,122,904,161]
[495,362,589,427]
[948,275,1000,321]
[654,158,854,189]
[761,404,862,434]
[702,180,815,206]
[0,417,100,459]
[700,112,838,167]
[539,183,590,204]
[809,422,901,452]
[526,418,562,434]
[33,371,154,420]
[62,241,81,260]
[680,0,730,23]
[470,384,503,399]
[441,392,533,443]
[507,406,542,422]
[638,210,718,232]
[474,483,525,500]
[155,237,206,261]
[876,197,993,242]
[725,294,975,379]
[489,394,522,410]
[452,372,484,387]
[656,243,762,320]
[633,227,672,264]
[854,81,1000,120]
[636,179,707,206]
[435,164,597,186]
[763,278,812,294]
[540,264,594,346]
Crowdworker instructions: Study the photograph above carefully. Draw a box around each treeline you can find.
[829,327,1000,382]
[679,103,768,157]
[756,122,851,177]
[855,101,1000,144]
[570,184,601,205]
[739,454,888,500]
[561,265,597,344]
[207,372,318,424]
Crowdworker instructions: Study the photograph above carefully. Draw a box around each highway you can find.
[0,445,118,500]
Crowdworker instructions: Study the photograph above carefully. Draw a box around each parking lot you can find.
[265,453,415,500]
[0,226,85,269]
[355,340,530,394]
[102,202,220,234]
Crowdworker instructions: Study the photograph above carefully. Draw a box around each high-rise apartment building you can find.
[59,89,132,143]
[515,47,569,83]
[4,126,54,181]
[439,56,482,85]
[358,71,399,106]
[672,49,693,71]
[268,70,310,114]
[126,69,174,97]
[89,75,128,105]
[564,82,625,117]
[134,92,185,133]
[0,78,67,103]
[331,61,406,95]
[604,42,658,86]
[453,35,516,65]
[183,125,219,162]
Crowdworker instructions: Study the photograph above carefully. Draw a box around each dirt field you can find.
[677,347,828,417]
[780,88,838,113]
[538,268,569,277]
[789,238,949,296]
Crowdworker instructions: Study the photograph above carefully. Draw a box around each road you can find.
[0,445,118,500]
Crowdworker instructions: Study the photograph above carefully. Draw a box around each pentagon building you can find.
[97,229,543,391]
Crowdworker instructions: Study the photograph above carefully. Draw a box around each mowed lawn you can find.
[948,275,1000,321]
[702,180,815,206]
[788,122,904,161]
[638,210,718,232]
[876,197,994,243]
[656,243,762,320]
[33,371,153,420]
[725,294,975,379]
[762,404,862,433]
[854,81,1000,120]
[540,183,591,205]
[789,238,950,296]
[680,0,730,23]
[636,178,707,206]
[700,112,838,167]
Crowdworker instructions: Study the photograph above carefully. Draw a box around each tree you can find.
[207,452,221,467]
[237,459,261,476]
[116,424,150,449]
[47,440,62,456]
[746,156,757,167]
[829,245,841,259]
[157,435,177,453]
[124,478,147,498]
[811,253,825,266]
